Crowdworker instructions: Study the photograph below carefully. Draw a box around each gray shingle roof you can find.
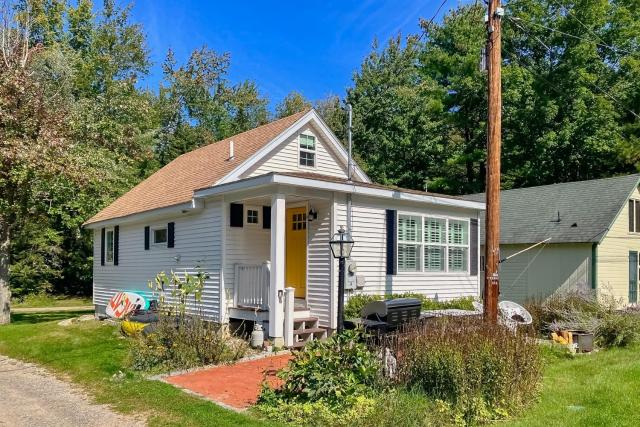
[462,174,640,244]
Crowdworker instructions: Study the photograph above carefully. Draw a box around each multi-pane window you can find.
[106,229,114,263]
[299,134,316,167]
[247,209,259,224]
[629,200,640,233]
[398,215,422,271]
[448,220,469,272]
[424,218,446,271]
[292,212,307,230]
[397,215,469,273]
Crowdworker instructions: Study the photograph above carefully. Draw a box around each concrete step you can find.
[293,310,311,319]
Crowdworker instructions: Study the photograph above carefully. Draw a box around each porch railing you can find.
[234,262,270,310]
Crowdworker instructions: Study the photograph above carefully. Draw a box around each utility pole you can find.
[484,0,503,323]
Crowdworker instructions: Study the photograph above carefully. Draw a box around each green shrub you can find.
[344,293,475,318]
[127,270,251,372]
[384,317,541,424]
[260,329,381,406]
[353,389,452,427]
[596,312,640,348]
[257,329,381,425]
[255,395,376,427]
[128,315,250,372]
[526,290,640,348]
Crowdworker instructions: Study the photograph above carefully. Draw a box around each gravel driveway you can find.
[0,356,144,427]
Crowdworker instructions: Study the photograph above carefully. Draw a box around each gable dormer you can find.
[242,123,352,179]
[218,109,369,185]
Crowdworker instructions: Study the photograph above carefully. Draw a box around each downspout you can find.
[346,104,353,232]
[591,242,598,291]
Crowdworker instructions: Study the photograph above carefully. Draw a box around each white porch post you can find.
[269,193,286,344]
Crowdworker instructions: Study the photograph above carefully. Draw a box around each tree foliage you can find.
[348,0,639,194]
[2,0,640,303]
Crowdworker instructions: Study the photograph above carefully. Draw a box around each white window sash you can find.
[397,214,470,274]
[105,228,114,264]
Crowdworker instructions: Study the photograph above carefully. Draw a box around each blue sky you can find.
[125,0,455,108]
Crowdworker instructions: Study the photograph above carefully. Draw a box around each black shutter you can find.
[230,203,243,227]
[167,222,175,248]
[144,226,150,250]
[263,206,271,229]
[113,226,119,266]
[100,228,105,266]
[386,210,397,275]
[470,218,479,276]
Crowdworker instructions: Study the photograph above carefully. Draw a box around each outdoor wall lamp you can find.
[308,207,318,222]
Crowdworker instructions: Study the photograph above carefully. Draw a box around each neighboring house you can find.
[84,109,484,344]
[463,174,640,305]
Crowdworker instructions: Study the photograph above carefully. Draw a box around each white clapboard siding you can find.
[93,201,224,321]
[334,195,481,304]
[306,199,332,327]
[223,209,271,309]
[243,124,349,179]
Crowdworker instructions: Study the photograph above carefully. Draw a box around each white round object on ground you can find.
[498,301,533,325]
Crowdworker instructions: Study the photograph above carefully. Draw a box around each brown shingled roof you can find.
[85,110,309,225]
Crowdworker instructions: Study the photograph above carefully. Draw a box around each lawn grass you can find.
[1,312,639,426]
[0,311,274,427]
[12,294,93,308]
[510,345,640,427]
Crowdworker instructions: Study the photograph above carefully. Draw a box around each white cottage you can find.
[84,109,484,345]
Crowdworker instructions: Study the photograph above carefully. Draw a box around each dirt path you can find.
[0,356,144,427]
[11,306,94,313]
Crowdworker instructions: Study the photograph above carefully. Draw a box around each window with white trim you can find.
[106,228,114,263]
[424,217,446,271]
[299,134,316,168]
[398,215,422,272]
[629,199,640,233]
[397,214,470,273]
[246,207,259,225]
[153,227,167,245]
[448,219,469,272]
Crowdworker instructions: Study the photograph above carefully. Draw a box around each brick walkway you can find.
[164,354,292,410]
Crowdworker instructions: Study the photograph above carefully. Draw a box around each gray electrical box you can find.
[345,260,358,290]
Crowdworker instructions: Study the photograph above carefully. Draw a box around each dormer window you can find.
[299,134,316,168]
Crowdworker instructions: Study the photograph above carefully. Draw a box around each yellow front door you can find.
[286,207,307,298]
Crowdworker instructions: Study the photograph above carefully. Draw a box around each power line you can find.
[419,0,450,41]
[549,0,636,55]
[508,16,635,56]
[506,15,640,120]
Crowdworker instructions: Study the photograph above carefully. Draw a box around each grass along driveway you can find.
[1,311,639,426]
[0,312,273,427]
[510,345,640,427]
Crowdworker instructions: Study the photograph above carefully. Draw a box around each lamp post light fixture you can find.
[329,226,354,333]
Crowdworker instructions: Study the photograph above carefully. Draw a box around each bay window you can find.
[397,214,469,273]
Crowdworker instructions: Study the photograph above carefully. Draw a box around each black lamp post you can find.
[329,226,354,333]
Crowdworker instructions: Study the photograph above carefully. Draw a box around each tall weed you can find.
[381,317,542,424]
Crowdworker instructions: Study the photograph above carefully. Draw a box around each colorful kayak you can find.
[106,291,147,319]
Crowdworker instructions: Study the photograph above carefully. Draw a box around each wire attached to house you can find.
[500,239,551,290]
[499,237,552,264]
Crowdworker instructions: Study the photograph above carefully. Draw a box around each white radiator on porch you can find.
[234,262,270,310]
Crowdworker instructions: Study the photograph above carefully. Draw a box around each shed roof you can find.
[462,174,640,244]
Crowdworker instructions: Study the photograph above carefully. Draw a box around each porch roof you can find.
[194,171,485,211]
